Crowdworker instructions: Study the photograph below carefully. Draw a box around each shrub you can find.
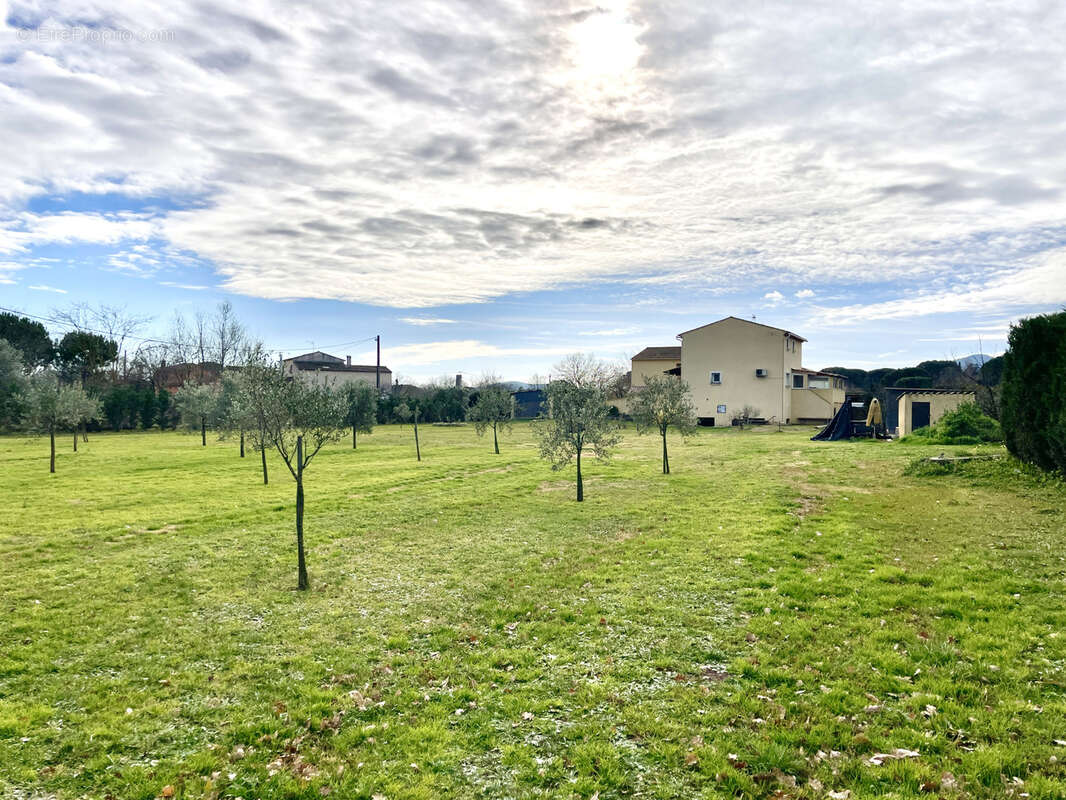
[900,402,1001,445]
[1000,311,1066,473]
[936,402,1002,442]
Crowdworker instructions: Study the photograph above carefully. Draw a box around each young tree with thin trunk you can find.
[174,382,220,446]
[533,356,622,501]
[229,371,270,483]
[240,367,346,589]
[344,383,377,449]
[214,373,246,456]
[631,376,698,474]
[468,384,514,454]
[20,372,99,473]
[64,389,102,453]
[395,401,422,460]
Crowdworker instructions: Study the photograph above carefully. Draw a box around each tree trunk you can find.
[662,428,669,474]
[493,423,499,454]
[260,440,269,485]
[73,430,78,452]
[353,426,357,450]
[576,447,583,502]
[200,416,206,446]
[81,423,88,443]
[414,416,421,461]
[296,435,309,590]
[240,430,245,458]
[50,425,56,473]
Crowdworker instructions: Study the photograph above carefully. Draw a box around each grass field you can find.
[1,423,1064,799]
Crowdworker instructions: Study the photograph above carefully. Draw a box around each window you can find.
[717,404,727,413]
[809,376,829,389]
[710,371,722,384]
[792,373,804,388]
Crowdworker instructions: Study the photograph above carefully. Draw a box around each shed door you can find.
[912,401,931,430]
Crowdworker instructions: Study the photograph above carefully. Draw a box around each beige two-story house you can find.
[630,317,845,426]
[630,346,682,388]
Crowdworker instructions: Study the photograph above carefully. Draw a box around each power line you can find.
[0,304,380,356]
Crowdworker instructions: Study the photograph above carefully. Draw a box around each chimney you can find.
[456,373,462,388]
[346,355,352,367]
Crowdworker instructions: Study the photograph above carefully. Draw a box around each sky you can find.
[1,0,1065,382]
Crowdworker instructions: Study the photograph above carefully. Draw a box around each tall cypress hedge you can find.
[1000,311,1066,472]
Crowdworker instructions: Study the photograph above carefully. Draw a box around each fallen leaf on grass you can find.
[867,748,920,766]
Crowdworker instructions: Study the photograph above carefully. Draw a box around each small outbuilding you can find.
[885,388,976,436]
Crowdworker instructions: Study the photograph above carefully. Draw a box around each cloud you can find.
[160,281,210,290]
[0,1,1064,316]
[795,289,815,298]
[399,317,457,326]
[763,291,784,303]
[822,249,1066,325]
[580,326,640,336]
[27,284,67,293]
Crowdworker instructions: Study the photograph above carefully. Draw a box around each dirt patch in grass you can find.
[790,495,824,520]
[134,523,181,534]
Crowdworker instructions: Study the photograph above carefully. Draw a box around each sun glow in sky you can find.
[566,2,645,84]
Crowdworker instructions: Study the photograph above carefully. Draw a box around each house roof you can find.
[286,350,391,374]
[290,351,344,364]
[632,346,682,361]
[289,362,392,374]
[884,388,976,396]
[793,367,845,378]
[676,316,807,342]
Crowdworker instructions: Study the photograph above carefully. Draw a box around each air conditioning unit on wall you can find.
[755,368,768,378]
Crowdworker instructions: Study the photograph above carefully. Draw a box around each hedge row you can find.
[1000,310,1066,473]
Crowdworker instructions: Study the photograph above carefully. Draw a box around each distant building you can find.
[155,362,222,393]
[630,346,682,388]
[512,388,546,419]
[283,351,392,390]
[629,316,845,426]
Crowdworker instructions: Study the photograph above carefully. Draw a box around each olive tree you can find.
[630,376,698,474]
[344,383,377,449]
[532,355,622,502]
[65,387,102,452]
[467,384,513,454]
[174,381,221,446]
[20,372,100,473]
[395,400,421,461]
[227,361,275,484]
[215,373,246,456]
[240,366,347,589]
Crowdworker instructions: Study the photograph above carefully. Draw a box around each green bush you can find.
[900,402,1001,445]
[1001,311,1066,473]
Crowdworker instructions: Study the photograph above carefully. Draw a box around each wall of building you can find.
[631,358,680,388]
[680,318,803,425]
[285,363,392,390]
[897,392,976,435]
[791,386,844,422]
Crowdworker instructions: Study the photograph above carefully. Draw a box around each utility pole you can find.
[376,335,381,390]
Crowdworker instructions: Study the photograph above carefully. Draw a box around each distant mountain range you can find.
[956,354,995,368]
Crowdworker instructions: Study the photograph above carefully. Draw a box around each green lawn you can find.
[1,423,1064,799]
